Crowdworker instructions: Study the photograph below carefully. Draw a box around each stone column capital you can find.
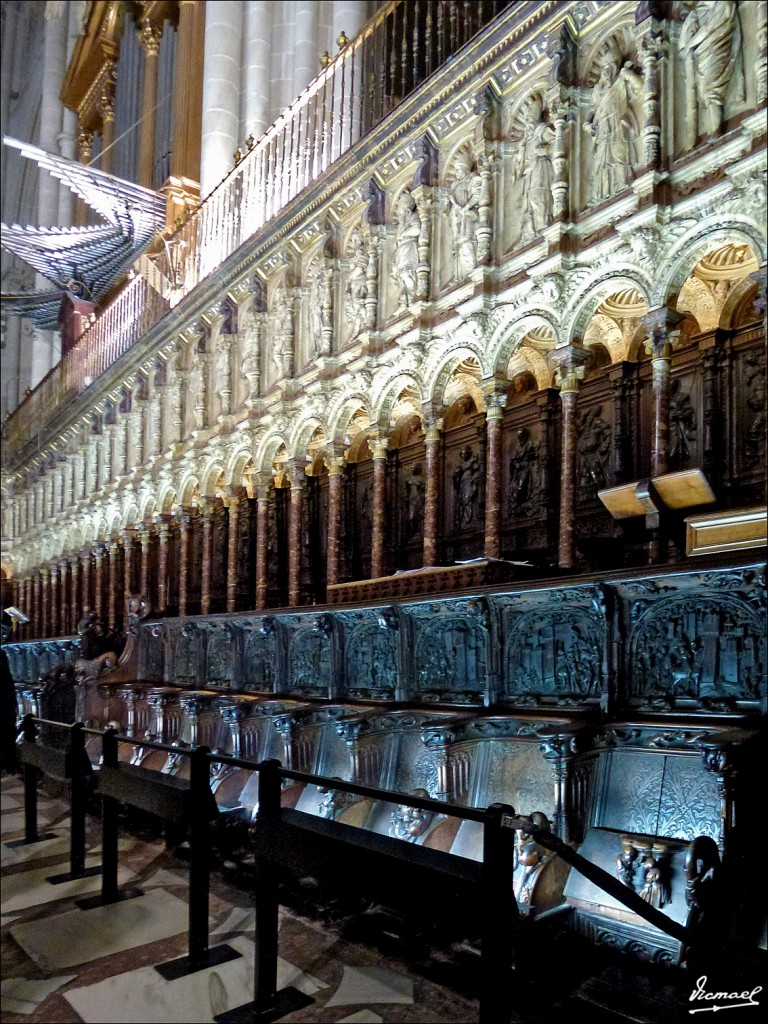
[642,306,685,359]
[553,344,590,394]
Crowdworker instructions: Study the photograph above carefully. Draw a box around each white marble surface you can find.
[11,888,187,971]
[64,934,328,1023]
[326,965,414,1006]
[1,794,21,811]
[336,1012,384,1024]
[0,974,77,1014]
[1,835,69,866]
[1,856,133,914]
[0,811,50,836]
[210,907,255,936]
[142,867,187,889]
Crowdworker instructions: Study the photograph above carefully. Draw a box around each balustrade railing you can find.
[3,0,512,463]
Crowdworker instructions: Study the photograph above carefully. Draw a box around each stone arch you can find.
[122,502,140,529]
[655,223,765,310]
[178,474,200,508]
[139,493,157,521]
[328,395,373,446]
[506,346,552,391]
[225,446,255,490]
[423,319,488,400]
[567,274,651,347]
[721,274,761,330]
[156,484,178,516]
[253,433,292,475]
[290,416,328,459]
[490,311,559,377]
[373,373,424,425]
[200,460,226,498]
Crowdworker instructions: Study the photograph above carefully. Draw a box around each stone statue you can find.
[452,445,482,530]
[513,95,555,239]
[584,48,643,203]
[308,259,332,358]
[679,0,745,139]
[271,287,294,377]
[578,406,611,492]
[391,190,421,310]
[344,228,369,338]
[669,379,697,468]
[446,145,483,281]
[508,426,538,515]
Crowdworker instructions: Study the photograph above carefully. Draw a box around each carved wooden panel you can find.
[235,495,257,612]
[348,461,373,581]
[475,741,554,817]
[408,598,488,704]
[210,503,228,613]
[337,609,399,701]
[731,337,766,503]
[288,624,332,698]
[301,475,328,605]
[442,422,485,563]
[172,624,201,685]
[243,625,277,692]
[392,440,426,571]
[266,486,289,609]
[166,522,180,617]
[143,625,165,682]
[205,623,235,687]
[187,517,202,615]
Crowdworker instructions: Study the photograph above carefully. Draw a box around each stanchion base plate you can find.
[155,943,242,980]
[75,886,144,910]
[47,865,102,885]
[214,987,315,1022]
[5,832,58,848]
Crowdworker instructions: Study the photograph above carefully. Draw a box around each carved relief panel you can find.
[732,344,766,499]
[442,422,485,562]
[205,623,236,688]
[171,622,202,685]
[408,599,489,705]
[287,622,333,699]
[242,622,277,692]
[337,609,400,702]
[504,89,555,251]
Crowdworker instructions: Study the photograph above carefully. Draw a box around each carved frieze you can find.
[288,624,332,698]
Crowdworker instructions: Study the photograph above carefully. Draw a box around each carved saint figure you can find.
[508,427,538,515]
[271,288,294,377]
[447,145,483,281]
[308,260,332,358]
[679,0,745,139]
[584,50,643,203]
[513,95,555,239]
[669,379,696,468]
[452,445,482,530]
[639,850,670,908]
[401,463,425,541]
[391,190,420,310]
[616,840,639,889]
[578,406,611,492]
[344,228,368,338]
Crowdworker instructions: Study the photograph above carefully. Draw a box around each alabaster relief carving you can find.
[343,225,370,341]
[679,0,746,142]
[390,188,421,311]
[306,230,334,359]
[271,283,294,378]
[510,92,555,242]
[584,38,643,205]
[442,143,487,284]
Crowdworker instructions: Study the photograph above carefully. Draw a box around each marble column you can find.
[69,556,80,630]
[108,540,119,631]
[242,1,272,140]
[57,0,80,226]
[200,0,243,198]
[370,437,389,579]
[80,549,92,614]
[170,0,205,185]
[138,524,151,599]
[39,3,67,227]
[288,467,303,607]
[200,501,215,615]
[58,559,69,636]
[138,22,162,188]
[643,307,685,478]
[225,493,240,613]
[177,511,192,617]
[156,517,171,616]
[92,545,105,620]
[49,563,59,638]
[121,533,135,629]
[36,571,46,639]
[325,451,345,587]
[255,481,269,611]
[423,420,442,567]
[332,0,369,44]
[483,393,506,560]
[293,2,318,100]
[554,347,590,569]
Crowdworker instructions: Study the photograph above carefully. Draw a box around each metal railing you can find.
[3,0,513,463]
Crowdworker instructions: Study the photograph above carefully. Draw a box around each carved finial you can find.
[320,51,331,68]
[337,31,350,49]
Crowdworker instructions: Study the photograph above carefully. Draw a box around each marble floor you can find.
[1,773,487,1024]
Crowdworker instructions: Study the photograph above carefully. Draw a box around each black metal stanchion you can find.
[6,715,57,849]
[45,721,100,884]
[216,759,313,1023]
[156,746,241,980]
[479,803,519,1024]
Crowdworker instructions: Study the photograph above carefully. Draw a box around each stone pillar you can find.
[554,347,590,569]
[423,419,443,567]
[225,493,240,613]
[69,555,80,630]
[57,0,80,226]
[643,308,685,478]
[370,437,389,578]
[80,548,91,614]
[287,466,303,607]
[121,532,135,629]
[483,392,506,559]
[242,1,272,139]
[49,563,59,638]
[325,451,345,587]
[92,546,105,620]
[637,9,665,171]
[108,540,119,631]
[138,22,162,188]
[40,570,49,639]
[255,479,269,611]
[138,524,151,599]
[39,3,67,226]
[156,517,171,616]
[200,0,243,198]
[332,1,369,45]
[293,2,318,100]
[200,501,215,615]
[19,578,29,639]
[58,559,69,636]
[177,510,193,617]
[170,0,205,185]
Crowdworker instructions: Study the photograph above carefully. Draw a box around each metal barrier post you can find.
[479,803,519,1024]
[253,759,282,1015]
[100,728,120,903]
[188,745,212,968]
[22,715,39,843]
[69,723,87,877]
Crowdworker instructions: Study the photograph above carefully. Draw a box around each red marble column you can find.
[69,556,80,630]
[225,494,240,613]
[92,545,105,620]
[325,453,344,588]
[33,572,43,639]
[138,524,151,600]
[107,540,119,631]
[83,548,94,612]
[483,394,506,559]
[177,510,193,617]
[40,569,50,638]
[121,533,134,629]
[58,559,69,636]
[200,501,214,615]
[255,484,269,611]
[423,420,442,567]
[156,518,171,615]
[288,467,303,607]
[370,438,389,579]
[643,308,685,478]
[49,563,59,638]
[556,365,583,569]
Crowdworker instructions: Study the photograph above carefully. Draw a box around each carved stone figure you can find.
[391,190,421,310]
[271,287,294,377]
[446,145,483,280]
[513,95,555,239]
[616,838,639,889]
[584,48,643,203]
[578,406,611,493]
[308,258,333,358]
[508,427,538,515]
[744,354,765,462]
[452,446,482,530]
[669,380,697,468]
[401,463,425,541]
[344,228,369,338]
[389,792,434,842]
[679,0,745,140]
